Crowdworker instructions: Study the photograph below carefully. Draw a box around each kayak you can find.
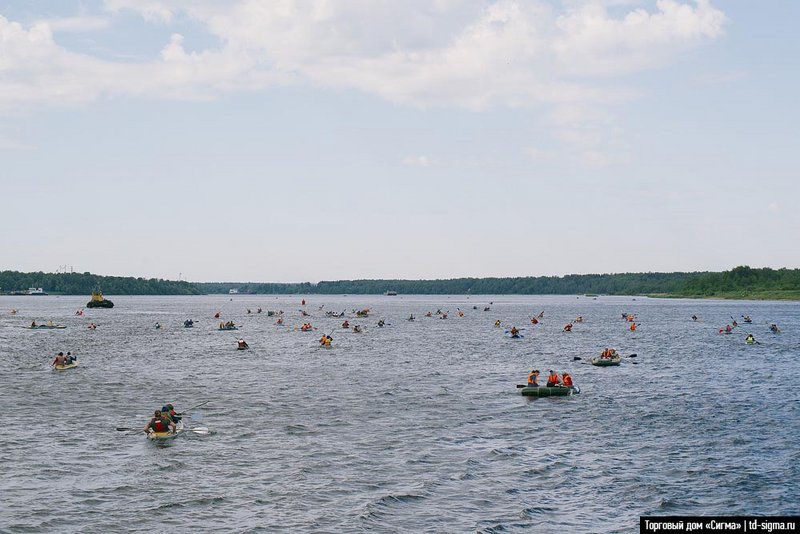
[591,355,621,366]
[237,346,249,350]
[30,325,66,329]
[53,361,79,370]
[147,420,184,441]
[508,334,524,339]
[520,386,580,397]
[218,326,238,331]
[745,339,755,345]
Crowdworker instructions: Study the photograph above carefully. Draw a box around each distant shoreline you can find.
[3,266,800,300]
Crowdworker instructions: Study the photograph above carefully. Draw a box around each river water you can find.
[0,294,798,533]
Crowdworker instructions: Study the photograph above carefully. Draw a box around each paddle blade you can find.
[628,354,637,358]
[515,384,527,388]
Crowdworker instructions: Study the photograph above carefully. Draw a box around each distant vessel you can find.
[385,290,397,296]
[9,287,48,295]
[86,290,114,309]
[229,289,239,294]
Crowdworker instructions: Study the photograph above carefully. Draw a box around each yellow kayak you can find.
[146,420,184,441]
[53,361,79,370]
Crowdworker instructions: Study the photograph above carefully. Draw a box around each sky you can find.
[1,0,798,282]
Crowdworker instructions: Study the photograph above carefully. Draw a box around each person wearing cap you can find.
[144,410,175,434]
[527,369,539,387]
[546,370,560,387]
[161,404,181,424]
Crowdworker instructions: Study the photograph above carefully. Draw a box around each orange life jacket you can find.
[563,375,573,386]
[527,372,538,386]
[548,372,559,384]
[630,323,636,331]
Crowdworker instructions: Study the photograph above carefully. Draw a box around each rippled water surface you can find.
[1,295,799,533]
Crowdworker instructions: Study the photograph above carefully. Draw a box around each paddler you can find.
[546,370,560,387]
[530,317,538,325]
[319,334,332,347]
[161,404,181,424]
[510,326,519,336]
[745,333,755,344]
[144,410,175,435]
[52,352,66,366]
[527,369,539,387]
[237,339,249,349]
[563,323,573,332]
[342,320,350,329]
[630,323,637,331]
[353,325,362,333]
[494,320,501,327]
[562,373,574,387]
[65,352,75,364]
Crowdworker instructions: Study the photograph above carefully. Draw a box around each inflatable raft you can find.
[53,361,79,370]
[591,355,621,366]
[520,385,580,397]
[31,325,66,329]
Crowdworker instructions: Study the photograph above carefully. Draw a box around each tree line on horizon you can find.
[0,270,201,296]
[3,266,798,298]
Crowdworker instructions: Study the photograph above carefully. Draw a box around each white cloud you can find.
[40,16,111,32]
[0,1,728,156]
[403,155,433,167]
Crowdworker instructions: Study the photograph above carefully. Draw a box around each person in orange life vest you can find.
[562,373,574,387]
[531,317,538,325]
[630,323,637,331]
[144,410,175,434]
[546,370,560,387]
[527,370,540,387]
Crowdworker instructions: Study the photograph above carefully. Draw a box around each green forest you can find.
[0,271,201,296]
[3,266,799,299]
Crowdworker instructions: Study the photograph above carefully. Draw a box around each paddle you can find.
[181,400,210,414]
[115,427,140,432]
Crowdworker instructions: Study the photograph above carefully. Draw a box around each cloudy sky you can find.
[1,1,798,282]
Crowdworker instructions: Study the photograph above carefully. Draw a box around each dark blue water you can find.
[1,295,798,533]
